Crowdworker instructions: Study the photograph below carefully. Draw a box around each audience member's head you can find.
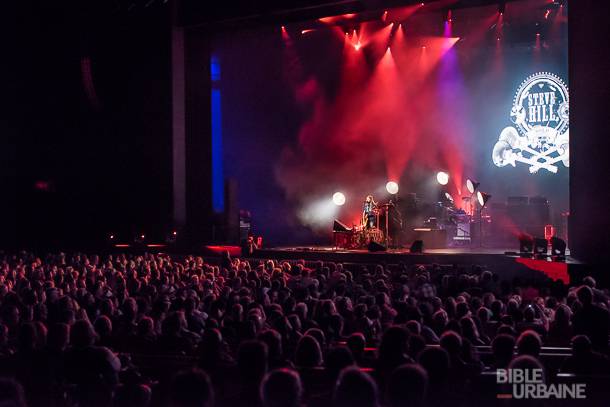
[417,347,450,385]
[508,355,546,383]
[238,340,269,384]
[492,334,516,368]
[570,335,592,357]
[258,329,284,363]
[378,326,408,365]
[576,286,593,306]
[386,364,428,407]
[0,378,26,407]
[170,368,214,407]
[439,330,462,358]
[295,335,323,368]
[260,369,302,407]
[347,333,366,361]
[71,320,98,348]
[516,330,541,357]
[326,347,355,380]
[47,322,70,351]
[333,367,378,407]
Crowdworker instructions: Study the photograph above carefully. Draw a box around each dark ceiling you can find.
[17,1,565,30]
[178,0,505,27]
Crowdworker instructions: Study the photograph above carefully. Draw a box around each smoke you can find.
[275,25,472,232]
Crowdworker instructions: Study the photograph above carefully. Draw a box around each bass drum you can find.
[365,228,384,244]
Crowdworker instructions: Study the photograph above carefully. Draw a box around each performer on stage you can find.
[362,195,377,229]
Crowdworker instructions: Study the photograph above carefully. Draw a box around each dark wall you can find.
[184,28,214,243]
[569,0,610,264]
[3,2,174,248]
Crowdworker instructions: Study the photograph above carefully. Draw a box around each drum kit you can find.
[336,202,399,249]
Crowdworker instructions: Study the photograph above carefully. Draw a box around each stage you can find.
[252,246,584,285]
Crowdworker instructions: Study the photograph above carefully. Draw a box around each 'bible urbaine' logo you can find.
[492,72,569,173]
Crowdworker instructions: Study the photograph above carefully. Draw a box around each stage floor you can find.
[257,245,574,259]
[265,246,519,255]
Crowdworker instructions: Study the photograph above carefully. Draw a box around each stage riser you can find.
[252,249,588,286]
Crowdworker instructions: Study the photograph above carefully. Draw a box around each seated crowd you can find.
[0,251,609,406]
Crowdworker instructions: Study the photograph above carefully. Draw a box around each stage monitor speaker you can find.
[529,196,549,205]
[551,236,567,256]
[368,241,387,252]
[410,240,424,254]
[534,238,548,255]
[518,234,534,253]
[508,196,529,205]
[333,219,352,233]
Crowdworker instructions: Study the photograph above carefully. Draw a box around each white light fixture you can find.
[332,192,346,206]
[436,171,449,185]
[386,181,399,195]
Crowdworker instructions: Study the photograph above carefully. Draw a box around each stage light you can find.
[354,42,361,51]
[476,191,491,207]
[466,179,480,194]
[109,234,114,240]
[332,192,346,206]
[386,181,399,195]
[444,192,454,203]
[436,171,449,185]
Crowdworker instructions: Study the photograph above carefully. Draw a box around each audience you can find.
[0,251,607,406]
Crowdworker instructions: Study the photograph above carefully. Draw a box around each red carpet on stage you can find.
[516,257,570,284]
